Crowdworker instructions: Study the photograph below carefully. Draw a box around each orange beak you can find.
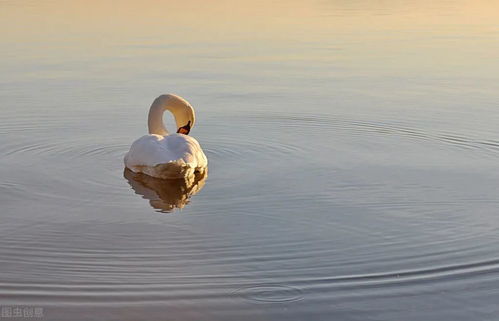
[177,120,192,135]
[178,127,189,135]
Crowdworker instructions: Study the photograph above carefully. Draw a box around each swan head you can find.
[168,95,195,135]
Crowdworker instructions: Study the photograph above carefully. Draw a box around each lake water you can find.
[1,1,499,320]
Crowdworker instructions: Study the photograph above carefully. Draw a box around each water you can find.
[1,1,499,320]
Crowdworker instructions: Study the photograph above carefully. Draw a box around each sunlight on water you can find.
[1,1,498,320]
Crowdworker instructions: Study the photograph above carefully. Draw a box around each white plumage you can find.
[124,94,208,179]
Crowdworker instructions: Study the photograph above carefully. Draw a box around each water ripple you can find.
[233,284,304,303]
[244,112,499,157]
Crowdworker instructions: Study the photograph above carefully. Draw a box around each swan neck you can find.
[148,99,169,136]
[147,94,195,136]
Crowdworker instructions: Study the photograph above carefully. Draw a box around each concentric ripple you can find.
[233,284,304,303]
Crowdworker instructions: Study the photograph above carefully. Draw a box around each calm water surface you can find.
[1,1,499,320]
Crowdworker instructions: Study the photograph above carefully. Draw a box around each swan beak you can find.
[177,127,190,135]
[177,121,191,135]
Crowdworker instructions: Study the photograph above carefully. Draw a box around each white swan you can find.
[124,94,208,179]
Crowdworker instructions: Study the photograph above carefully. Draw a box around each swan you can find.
[124,94,208,179]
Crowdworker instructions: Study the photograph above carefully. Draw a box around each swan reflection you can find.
[124,168,207,212]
